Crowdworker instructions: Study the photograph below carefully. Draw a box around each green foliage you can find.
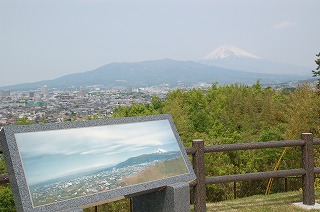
[151,96,164,112]
[113,82,320,201]
[39,117,47,124]
[0,156,7,174]
[14,116,33,125]
[1,81,319,211]
[284,84,320,138]
[313,52,320,93]
[0,157,13,211]
[84,199,130,212]
[257,126,284,142]
[0,186,15,212]
[113,103,158,118]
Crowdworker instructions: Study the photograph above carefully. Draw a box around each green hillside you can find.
[1,81,320,211]
[113,82,320,201]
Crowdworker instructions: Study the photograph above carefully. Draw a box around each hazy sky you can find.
[15,120,181,185]
[1,0,320,86]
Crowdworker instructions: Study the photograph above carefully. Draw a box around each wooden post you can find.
[301,133,315,205]
[284,177,288,192]
[192,139,206,212]
[233,182,237,199]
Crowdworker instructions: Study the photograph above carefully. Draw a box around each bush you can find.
[84,199,131,212]
[0,155,7,174]
[0,185,15,212]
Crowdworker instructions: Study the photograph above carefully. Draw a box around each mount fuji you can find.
[200,45,311,76]
[204,45,260,60]
[154,148,168,154]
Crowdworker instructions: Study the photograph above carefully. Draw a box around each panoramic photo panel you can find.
[14,119,189,207]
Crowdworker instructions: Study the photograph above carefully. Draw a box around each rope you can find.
[265,147,288,195]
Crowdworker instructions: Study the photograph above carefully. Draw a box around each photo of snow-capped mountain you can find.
[15,119,189,207]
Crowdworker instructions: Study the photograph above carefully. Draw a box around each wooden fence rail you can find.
[186,133,320,212]
[1,134,320,212]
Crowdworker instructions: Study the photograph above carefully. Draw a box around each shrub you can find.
[0,185,15,212]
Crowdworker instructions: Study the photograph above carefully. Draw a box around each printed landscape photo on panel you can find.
[15,120,188,207]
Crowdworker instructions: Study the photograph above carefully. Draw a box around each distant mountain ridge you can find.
[201,46,311,75]
[114,151,181,169]
[0,59,308,91]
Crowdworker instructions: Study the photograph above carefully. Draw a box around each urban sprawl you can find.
[0,84,182,125]
[0,80,301,126]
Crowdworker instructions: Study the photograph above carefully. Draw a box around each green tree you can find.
[108,82,320,201]
[39,117,47,124]
[14,116,33,125]
[113,103,158,118]
[162,90,194,146]
[313,52,320,93]
[0,186,15,212]
[0,155,7,174]
[151,96,164,113]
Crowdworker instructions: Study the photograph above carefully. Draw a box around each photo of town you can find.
[14,119,189,207]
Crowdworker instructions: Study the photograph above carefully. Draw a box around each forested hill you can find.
[112,82,320,201]
[0,59,306,91]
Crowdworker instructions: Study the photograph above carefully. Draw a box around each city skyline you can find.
[1,0,320,86]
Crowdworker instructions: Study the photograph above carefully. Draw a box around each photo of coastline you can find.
[15,120,189,207]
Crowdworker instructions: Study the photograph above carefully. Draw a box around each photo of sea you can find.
[15,120,189,207]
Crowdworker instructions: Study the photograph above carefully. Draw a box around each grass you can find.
[82,189,320,212]
[119,158,188,186]
[201,190,320,212]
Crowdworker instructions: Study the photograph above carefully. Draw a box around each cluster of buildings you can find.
[0,85,174,126]
[1,78,308,127]
[30,161,152,206]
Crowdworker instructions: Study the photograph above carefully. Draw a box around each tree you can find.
[0,155,7,174]
[0,186,15,212]
[312,52,320,93]
[151,96,164,112]
[14,116,33,125]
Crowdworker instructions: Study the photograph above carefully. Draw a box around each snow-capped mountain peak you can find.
[154,148,168,154]
[204,45,260,60]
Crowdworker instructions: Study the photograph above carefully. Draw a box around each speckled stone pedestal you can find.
[132,182,190,212]
[1,115,195,212]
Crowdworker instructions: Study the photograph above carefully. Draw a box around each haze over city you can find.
[1,0,320,86]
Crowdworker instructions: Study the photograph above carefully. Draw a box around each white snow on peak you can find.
[154,148,168,154]
[204,45,260,60]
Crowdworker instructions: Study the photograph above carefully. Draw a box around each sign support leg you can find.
[132,182,190,212]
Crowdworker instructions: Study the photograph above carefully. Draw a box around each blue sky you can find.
[1,0,319,86]
[15,120,181,185]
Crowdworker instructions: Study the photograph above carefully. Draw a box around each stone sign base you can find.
[62,182,190,212]
[132,182,190,212]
